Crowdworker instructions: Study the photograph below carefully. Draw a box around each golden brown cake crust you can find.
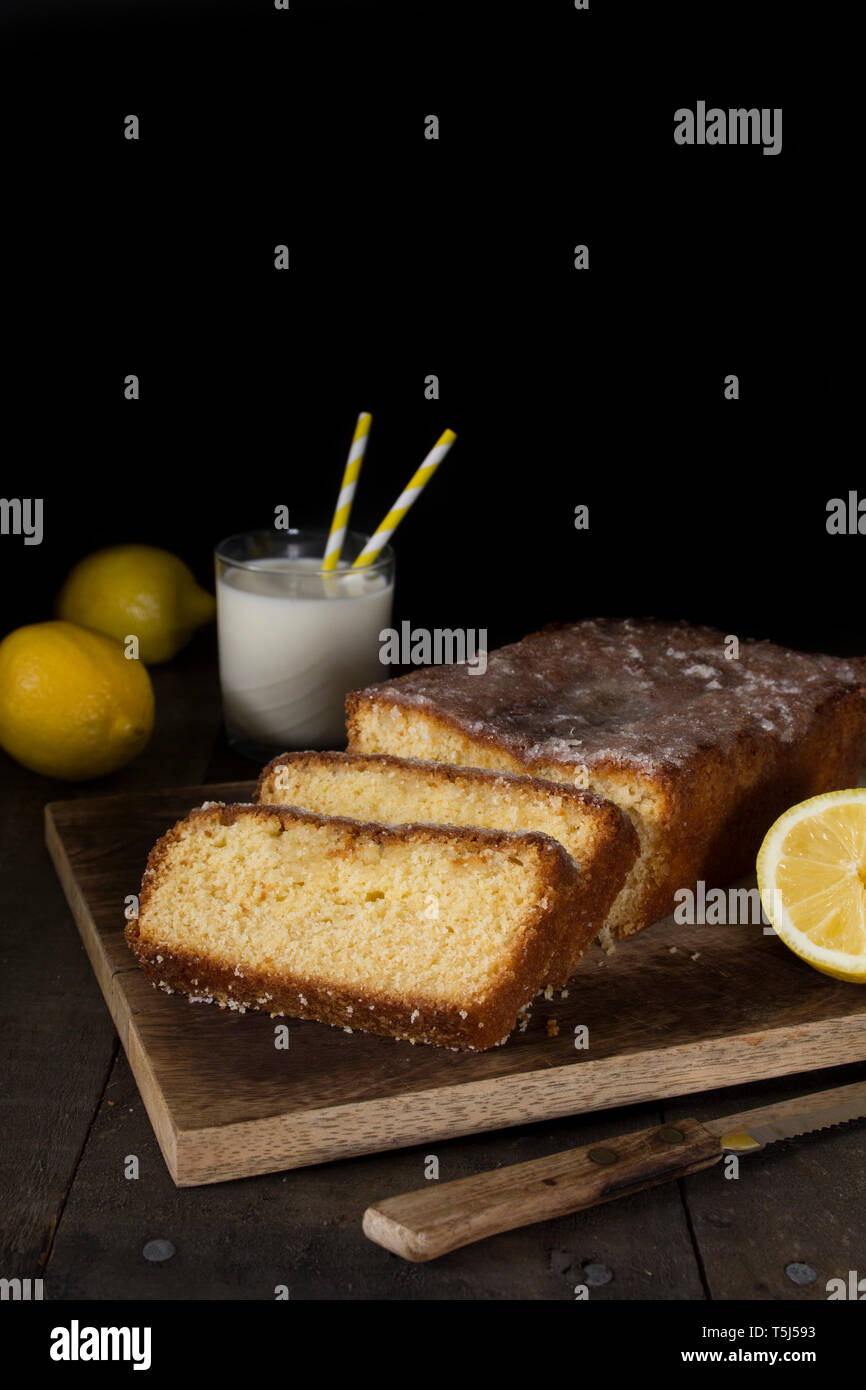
[346,619,866,783]
[346,620,866,937]
[126,803,587,1049]
[257,747,626,823]
[255,749,638,979]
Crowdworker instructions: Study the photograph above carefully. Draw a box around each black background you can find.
[0,2,854,658]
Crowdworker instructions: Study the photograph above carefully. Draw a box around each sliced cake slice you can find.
[257,750,638,980]
[126,803,585,1050]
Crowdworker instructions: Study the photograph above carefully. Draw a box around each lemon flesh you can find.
[757,788,866,983]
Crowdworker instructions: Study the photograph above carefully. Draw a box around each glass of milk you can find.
[215,529,394,758]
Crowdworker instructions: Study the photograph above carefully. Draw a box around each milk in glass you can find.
[217,551,393,752]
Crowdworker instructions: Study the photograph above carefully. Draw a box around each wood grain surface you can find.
[0,640,225,1280]
[44,779,866,1187]
[363,1117,724,1261]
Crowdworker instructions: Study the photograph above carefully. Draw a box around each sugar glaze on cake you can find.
[347,619,866,938]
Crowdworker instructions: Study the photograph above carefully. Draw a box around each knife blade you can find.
[362,1079,866,1262]
[705,1078,866,1152]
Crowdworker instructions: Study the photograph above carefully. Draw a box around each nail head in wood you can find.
[587,1146,619,1166]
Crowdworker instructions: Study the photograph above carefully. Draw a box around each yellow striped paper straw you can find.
[322,412,372,571]
[352,428,457,568]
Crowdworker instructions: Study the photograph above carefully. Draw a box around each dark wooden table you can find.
[3,630,865,1301]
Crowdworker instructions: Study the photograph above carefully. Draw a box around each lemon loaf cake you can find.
[346,619,866,939]
[256,750,638,979]
[126,803,585,1049]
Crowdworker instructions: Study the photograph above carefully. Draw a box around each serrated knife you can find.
[362,1079,866,1262]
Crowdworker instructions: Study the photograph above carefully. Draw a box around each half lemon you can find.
[757,788,866,983]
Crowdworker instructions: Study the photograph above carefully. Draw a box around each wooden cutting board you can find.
[45,781,866,1187]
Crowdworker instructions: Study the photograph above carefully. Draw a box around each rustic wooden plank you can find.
[665,1062,866,1300]
[0,639,223,1277]
[0,759,118,1279]
[44,780,866,1187]
[43,1048,705,1299]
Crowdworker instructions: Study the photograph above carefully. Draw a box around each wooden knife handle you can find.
[363,1118,722,1262]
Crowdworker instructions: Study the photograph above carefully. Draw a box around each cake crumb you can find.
[132,795,584,1052]
[546,1018,560,1037]
[691,952,701,961]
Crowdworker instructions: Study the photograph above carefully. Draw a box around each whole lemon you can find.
[0,621,154,780]
[56,544,215,665]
